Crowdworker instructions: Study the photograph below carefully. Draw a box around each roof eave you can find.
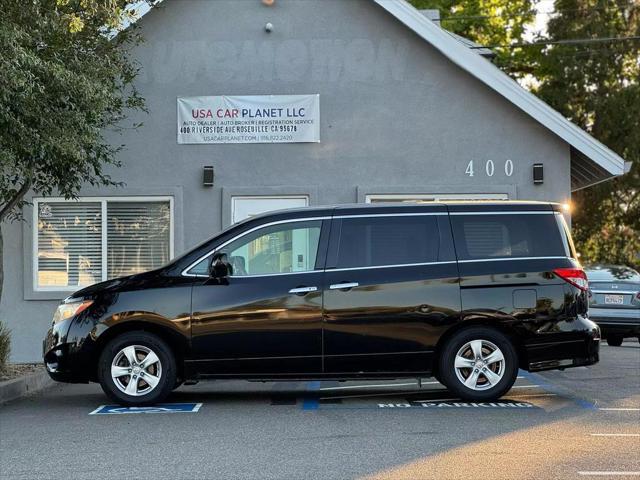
[373,0,626,182]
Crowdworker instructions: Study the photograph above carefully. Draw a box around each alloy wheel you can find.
[111,345,162,397]
[453,339,505,391]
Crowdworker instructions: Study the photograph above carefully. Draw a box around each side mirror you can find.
[209,253,233,278]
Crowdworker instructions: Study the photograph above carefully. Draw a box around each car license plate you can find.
[604,294,624,305]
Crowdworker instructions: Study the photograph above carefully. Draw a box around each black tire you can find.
[97,331,176,406]
[606,336,623,347]
[438,327,518,402]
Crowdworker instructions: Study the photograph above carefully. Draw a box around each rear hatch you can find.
[589,282,640,309]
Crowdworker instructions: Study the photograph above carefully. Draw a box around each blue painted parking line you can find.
[518,370,597,410]
[302,381,321,410]
[89,403,203,415]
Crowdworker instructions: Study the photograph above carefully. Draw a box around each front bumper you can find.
[43,319,90,383]
[523,315,600,372]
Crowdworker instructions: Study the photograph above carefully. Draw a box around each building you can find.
[2,0,628,362]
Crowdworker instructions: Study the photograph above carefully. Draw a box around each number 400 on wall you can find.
[465,159,514,177]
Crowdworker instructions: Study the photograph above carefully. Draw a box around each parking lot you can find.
[1,342,638,480]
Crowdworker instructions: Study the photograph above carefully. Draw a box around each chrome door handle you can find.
[329,282,359,290]
[288,286,318,295]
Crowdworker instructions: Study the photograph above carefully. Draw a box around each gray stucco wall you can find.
[1,0,571,362]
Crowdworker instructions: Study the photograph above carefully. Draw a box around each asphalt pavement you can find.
[1,341,639,480]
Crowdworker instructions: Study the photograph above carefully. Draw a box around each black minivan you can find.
[44,202,600,405]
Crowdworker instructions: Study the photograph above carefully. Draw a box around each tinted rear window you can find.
[335,216,439,268]
[586,267,640,282]
[451,213,566,261]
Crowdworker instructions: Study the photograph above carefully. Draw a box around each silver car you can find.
[586,265,640,346]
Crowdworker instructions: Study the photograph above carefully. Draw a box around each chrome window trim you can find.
[182,210,571,278]
[458,256,568,263]
[328,261,457,272]
[333,212,446,219]
[449,211,555,215]
[181,216,330,277]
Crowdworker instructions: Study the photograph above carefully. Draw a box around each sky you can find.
[525,0,555,41]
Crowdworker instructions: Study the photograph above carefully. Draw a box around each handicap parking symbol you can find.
[89,403,202,415]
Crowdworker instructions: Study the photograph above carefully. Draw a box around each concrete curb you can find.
[0,369,53,405]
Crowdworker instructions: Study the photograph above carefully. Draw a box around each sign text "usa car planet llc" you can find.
[177,94,320,144]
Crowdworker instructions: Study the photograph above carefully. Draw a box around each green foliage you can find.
[532,0,640,269]
[0,0,151,222]
[409,0,539,78]
[0,320,10,375]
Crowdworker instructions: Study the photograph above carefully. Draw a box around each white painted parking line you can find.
[578,472,640,476]
[511,385,540,389]
[320,382,424,391]
[321,390,435,400]
[319,377,527,391]
[409,398,460,403]
[599,408,640,411]
[590,434,640,437]
[509,393,557,398]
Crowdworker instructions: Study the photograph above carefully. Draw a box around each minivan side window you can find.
[450,213,566,261]
[188,221,322,276]
[224,221,321,276]
[335,216,440,269]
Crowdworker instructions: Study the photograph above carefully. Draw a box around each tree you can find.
[533,0,640,269]
[0,0,151,301]
[409,0,540,79]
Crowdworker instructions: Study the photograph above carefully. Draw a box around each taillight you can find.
[553,267,589,291]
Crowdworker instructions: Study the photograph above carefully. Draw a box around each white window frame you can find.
[231,195,309,224]
[33,196,174,292]
[365,193,509,203]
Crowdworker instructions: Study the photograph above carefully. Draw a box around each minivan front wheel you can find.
[439,327,518,401]
[98,331,176,406]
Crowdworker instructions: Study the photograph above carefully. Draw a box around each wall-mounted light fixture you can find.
[533,163,544,185]
[203,166,214,187]
[265,22,273,33]
[262,0,275,6]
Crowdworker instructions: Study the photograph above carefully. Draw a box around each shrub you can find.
[0,321,10,375]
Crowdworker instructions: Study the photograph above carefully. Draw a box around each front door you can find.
[323,212,461,374]
[190,218,327,375]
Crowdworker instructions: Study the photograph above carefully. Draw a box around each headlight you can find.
[52,300,93,324]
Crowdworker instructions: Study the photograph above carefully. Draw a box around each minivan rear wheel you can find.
[98,331,176,406]
[438,327,518,401]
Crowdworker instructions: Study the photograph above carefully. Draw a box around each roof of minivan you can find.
[242,201,561,222]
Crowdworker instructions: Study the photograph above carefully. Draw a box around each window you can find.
[335,216,440,269]
[198,220,322,277]
[450,214,566,261]
[35,197,173,290]
[366,193,509,203]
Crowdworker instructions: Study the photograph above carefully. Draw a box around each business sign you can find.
[177,95,320,144]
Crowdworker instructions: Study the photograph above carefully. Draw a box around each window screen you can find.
[37,202,102,288]
[107,202,171,278]
[335,216,439,269]
[36,199,171,289]
[451,214,566,261]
